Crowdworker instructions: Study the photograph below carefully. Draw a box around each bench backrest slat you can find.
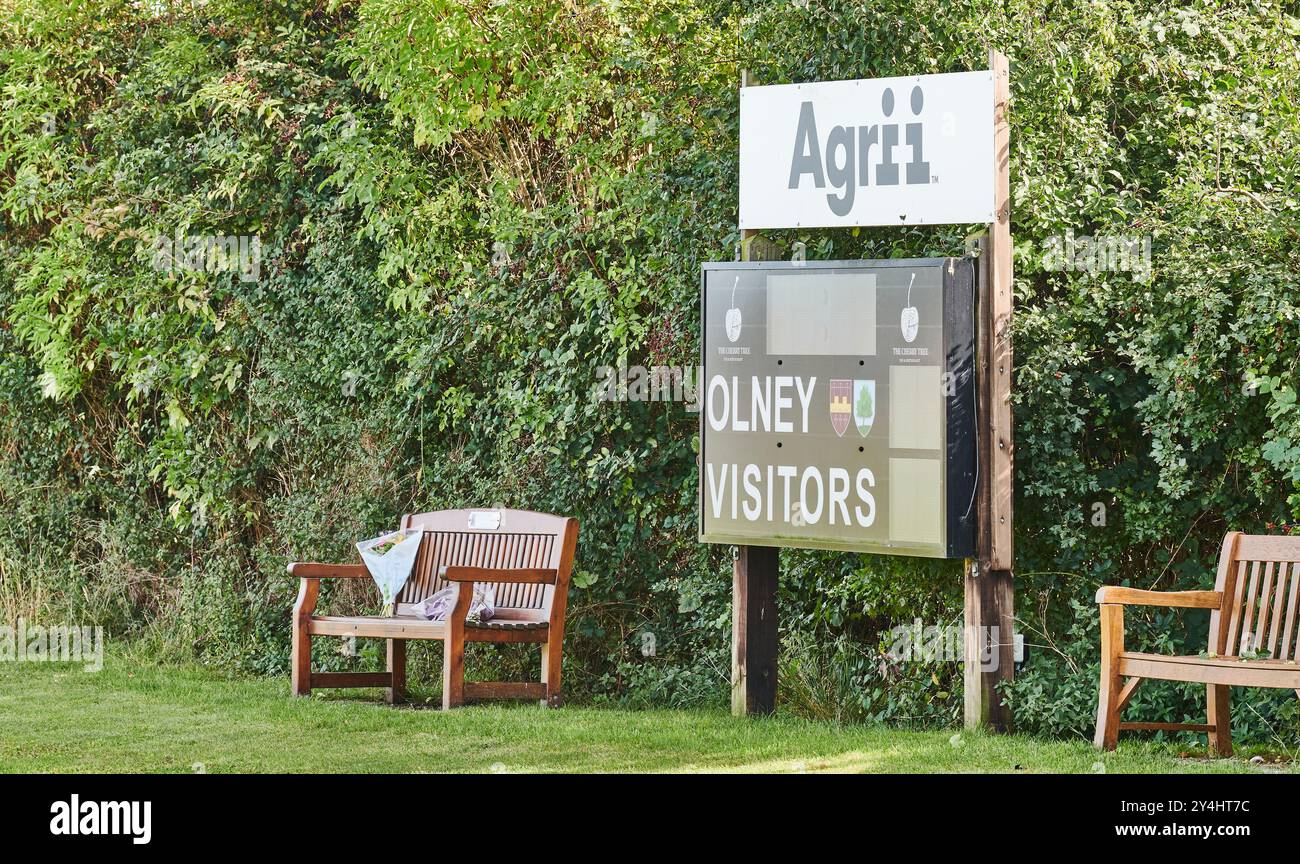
[1239,560,1262,654]
[393,509,574,620]
[1264,562,1287,656]
[1282,564,1300,662]
[1214,532,1300,660]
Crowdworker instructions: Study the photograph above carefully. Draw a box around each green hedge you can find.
[2,0,1299,744]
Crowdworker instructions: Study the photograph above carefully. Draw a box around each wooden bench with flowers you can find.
[288,508,578,709]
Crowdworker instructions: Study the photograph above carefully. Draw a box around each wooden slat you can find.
[1240,560,1261,654]
[418,530,437,600]
[426,531,450,599]
[1235,535,1300,561]
[1094,587,1222,608]
[1119,653,1300,689]
[1266,562,1289,657]
[444,566,557,584]
[479,607,547,623]
[309,671,392,689]
[406,507,574,537]
[1116,676,1142,713]
[506,534,523,608]
[463,681,546,701]
[1119,722,1214,733]
[309,615,446,639]
[538,534,556,607]
[287,562,369,578]
[429,532,445,597]
[1121,651,1300,669]
[467,619,547,630]
[514,537,530,607]
[462,627,549,644]
[1209,532,1241,656]
[516,534,534,608]
[1226,559,1248,652]
[1284,561,1300,661]
[499,533,517,607]
[527,534,543,607]
[1255,561,1276,653]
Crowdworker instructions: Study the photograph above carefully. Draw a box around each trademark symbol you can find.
[931,175,939,183]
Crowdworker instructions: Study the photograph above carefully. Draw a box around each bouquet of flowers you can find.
[356,530,422,616]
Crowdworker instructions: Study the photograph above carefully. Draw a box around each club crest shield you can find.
[853,380,876,437]
[830,379,852,437]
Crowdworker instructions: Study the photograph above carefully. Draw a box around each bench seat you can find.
[309,614,446,639]
[308,614,550,642]
[1118,652,1300,688]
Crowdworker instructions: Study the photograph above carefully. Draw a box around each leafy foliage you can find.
[2,0,1299,744]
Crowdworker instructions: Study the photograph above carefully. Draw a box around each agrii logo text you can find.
[788,85,933,217]
[739,71,993,229]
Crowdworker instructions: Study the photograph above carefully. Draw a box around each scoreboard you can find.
[698,257,976,558]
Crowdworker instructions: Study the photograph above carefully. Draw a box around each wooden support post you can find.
[986,49,1015,572]
[730,67,780,718]
[964,49,1016,732]
[733,544,779,715]
[964,559,1015,730]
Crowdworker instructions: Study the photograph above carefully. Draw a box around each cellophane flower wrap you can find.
[355,530,422,616]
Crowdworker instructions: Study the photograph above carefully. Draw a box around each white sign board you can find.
[739,71,995,229]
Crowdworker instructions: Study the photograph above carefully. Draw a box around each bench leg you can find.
[442,633,465,710]
[541,639,563,708]
[1207,684,1232,757]
[291,626,311,696]
[386,639,406,705]
[291,577,318,697]
[1093,603,1123,750]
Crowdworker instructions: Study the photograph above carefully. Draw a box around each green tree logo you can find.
[854,381,875,436]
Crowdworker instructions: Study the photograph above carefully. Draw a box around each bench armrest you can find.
[442,566,557,584]
[1094,586,1222,609]
[287,562,370,578]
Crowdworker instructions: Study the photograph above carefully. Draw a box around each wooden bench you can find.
[1095,531,1300,753]
[288,508,579,709]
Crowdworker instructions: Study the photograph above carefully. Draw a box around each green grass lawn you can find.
[0,656,1287,773]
